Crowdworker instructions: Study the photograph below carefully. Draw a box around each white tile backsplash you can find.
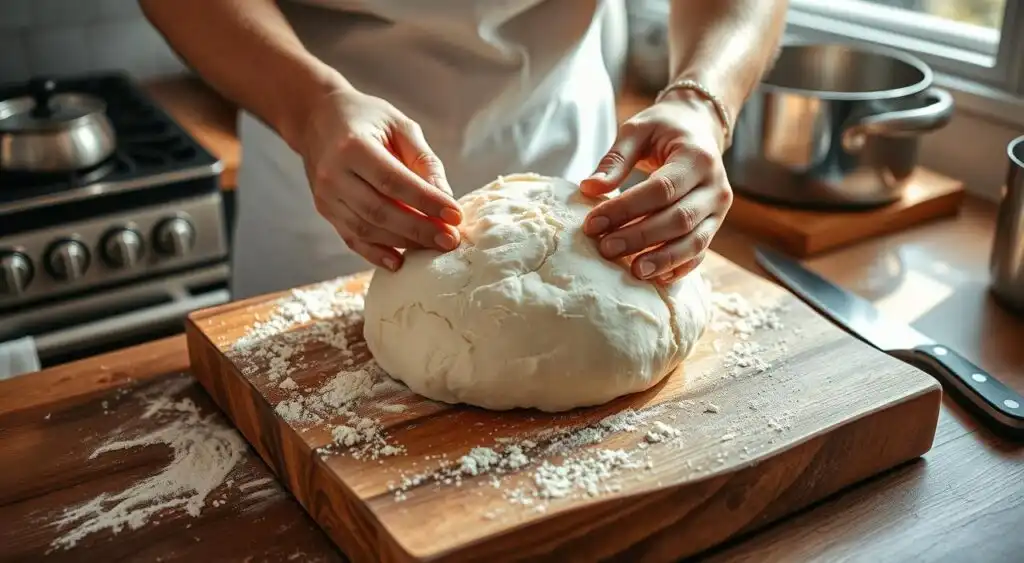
[0,0,187,84]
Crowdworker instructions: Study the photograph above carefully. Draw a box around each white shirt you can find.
[230,0,620,299]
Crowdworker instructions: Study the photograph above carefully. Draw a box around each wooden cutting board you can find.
[727,168,965,257]
[185,252,942,563]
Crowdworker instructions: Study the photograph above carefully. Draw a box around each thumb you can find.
[580,122,648,197]
[392,120,453,197]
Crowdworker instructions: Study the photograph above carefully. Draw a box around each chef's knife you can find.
[754,245,1024,437]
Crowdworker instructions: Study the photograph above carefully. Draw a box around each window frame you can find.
[785,0,1024,126]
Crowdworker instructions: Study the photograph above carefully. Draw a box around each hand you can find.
[300,87,463,272]
[579,92,733,285]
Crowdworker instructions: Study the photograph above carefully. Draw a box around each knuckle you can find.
[336,132,366,154]
[413,152,443,172]
[312,164,333,188]
[692,227,714,252]
[351,218,373,239]
[364,200,389,225]
[673,204,699,231]
[690,146,717,171]
[651,174,678,204]
[599,151,627,170]
[717,183,734,209]
[376,170,397,196]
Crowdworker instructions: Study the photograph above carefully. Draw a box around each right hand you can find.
[299,87,463,272]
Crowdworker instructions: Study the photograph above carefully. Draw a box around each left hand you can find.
[579,92,733,285]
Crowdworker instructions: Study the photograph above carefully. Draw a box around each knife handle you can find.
[912,344,1024,435]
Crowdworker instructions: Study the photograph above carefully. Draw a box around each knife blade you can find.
[754,245,1024,437]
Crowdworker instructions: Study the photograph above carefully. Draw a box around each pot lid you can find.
[0,79,107,133]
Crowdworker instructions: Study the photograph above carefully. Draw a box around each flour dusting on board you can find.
[228,274,796,517]
[48,379,278,552]
[228,277,408,460]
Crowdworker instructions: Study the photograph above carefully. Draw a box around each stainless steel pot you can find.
[724,42,955,209]
[990,135,1024,314]
[0,78,117,173]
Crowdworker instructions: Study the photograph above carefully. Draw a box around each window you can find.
[786,0,1024,96]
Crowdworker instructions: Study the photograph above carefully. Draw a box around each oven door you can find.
[0,263,230,372]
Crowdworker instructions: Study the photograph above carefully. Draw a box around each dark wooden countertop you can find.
[4,76,1022,562]
[3,194,1022,561]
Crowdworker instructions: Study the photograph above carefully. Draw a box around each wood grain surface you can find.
[726,168,966,257]
[0,337,343,563]
[185,251,942,562]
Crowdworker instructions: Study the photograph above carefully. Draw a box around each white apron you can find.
[231,0,620,299]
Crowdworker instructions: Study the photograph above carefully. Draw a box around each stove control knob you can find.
[0,251,33,296]
[46,240,90,282]
[102,228,144,269]
[154,217,195,258]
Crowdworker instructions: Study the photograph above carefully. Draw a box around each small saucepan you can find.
[0,77,117,173]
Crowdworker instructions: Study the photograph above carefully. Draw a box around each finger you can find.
[348,237,405,272]
[325,209,405,272]
[351,139,462,226]
[596,185,719,259]
[632,215,719,280]
[392,120,454,197]
[583,157,700,237]
[325,194,425,250]
[580,121,650,198]
[657,252,707,285]
[342,171,459,251]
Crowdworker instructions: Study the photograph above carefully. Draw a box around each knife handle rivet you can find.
[971,373,988,383]
[1005,399,1020,409]
[933,346,948,356]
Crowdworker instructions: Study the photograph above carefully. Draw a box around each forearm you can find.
[666,0,789,122]
[139,0,350,152]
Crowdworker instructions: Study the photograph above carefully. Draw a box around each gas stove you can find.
[0,71,231,367]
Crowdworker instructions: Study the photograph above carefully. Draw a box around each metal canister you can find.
[990,135,1024,313]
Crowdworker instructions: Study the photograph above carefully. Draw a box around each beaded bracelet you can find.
[655,78,733,148]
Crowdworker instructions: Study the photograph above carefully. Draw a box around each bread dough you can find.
[362,173,713,412]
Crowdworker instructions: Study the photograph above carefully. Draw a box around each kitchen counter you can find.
[5,75,1020,561]
[2,189,1021,561]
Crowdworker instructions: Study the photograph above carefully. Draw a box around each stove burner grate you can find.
[0,71,218,205]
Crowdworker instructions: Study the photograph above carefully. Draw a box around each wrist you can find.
[279,58,357,154]
[656,76,735,151]
[655,88,729,152]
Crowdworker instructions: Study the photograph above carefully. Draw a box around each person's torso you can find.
[278,0,608,167]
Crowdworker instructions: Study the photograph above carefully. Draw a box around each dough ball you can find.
[362,173,712,412]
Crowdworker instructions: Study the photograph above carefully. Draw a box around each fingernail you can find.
[587,215,610,235]
[603,237,626,257]
[382,256,398,271]
[435,231,458,251]
[441,207,461,225]
[638,260,655,278]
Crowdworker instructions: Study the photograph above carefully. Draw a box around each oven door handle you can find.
[33,289,231,361]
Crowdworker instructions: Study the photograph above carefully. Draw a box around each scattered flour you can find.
[229,278,407,461]
[709,292,788,377]
[50,381,247,551]
[225,276,796,519]
[710,292,785,338]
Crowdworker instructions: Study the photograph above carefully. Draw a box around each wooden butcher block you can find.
[185,251,942,563]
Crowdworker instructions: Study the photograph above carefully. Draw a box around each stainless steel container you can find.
[990,135,1024,313]
[725,42,955,209]
[0,78,117,173]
